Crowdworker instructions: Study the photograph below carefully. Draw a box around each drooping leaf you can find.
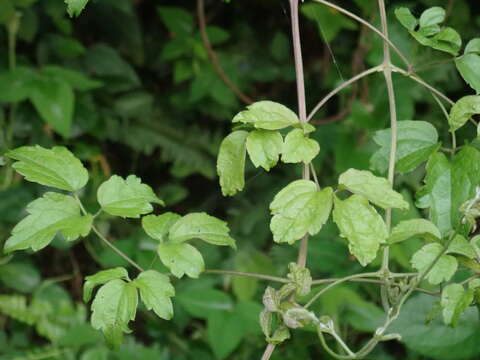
[394,7,418,31]
[168,212,236,248]
[65,0,90,17]
[411,243,457,285]
[449,95,480,132]
[441,284,473,326]
[338,169,408,210]
[217,131,248,196]
[133,270,175,320]
[370,121,439,174]
[232,101,299,130]
[270,180,333,244]
[455,54,480,94]
[246,130,283,171]
[281,129,320,164]
[4,193,92,253]
[83,268,130,302]
[157,242,204,278]
[389,219,441,244]
[141,212,181,242]
[97,175,163,218]
[333,194,388,266]
[6,145,89,191]
[447,235,476,259]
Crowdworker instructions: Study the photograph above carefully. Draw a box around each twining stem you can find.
[261,343,276,360]
[204,269,290,283]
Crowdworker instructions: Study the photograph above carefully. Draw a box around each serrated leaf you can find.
[281,129,320,164]
[339,169,408,210]
[441,284,473,326]
[141,212,181,242]
[449,96,480,132]
[7,145,89,191]
[83,268,130,303]
[168,212,236,248]
[333,194,388,266]
[447,235,476,259]
[4,193,92,253]
[157,242,204,278]
[97,175,163,218]
[419,7,445,27]
[455,54,480,94]
[133,270,174,320]
[246,130,283,171]
[395,7,418,31]
[217,131,248,196]
[389,219,441,244]
[232,101,299,130]
[270,181,333,244]
[65,0,90,17]
[411,243,457,285]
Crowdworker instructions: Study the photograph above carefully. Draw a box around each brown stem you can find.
[261,343,276,360]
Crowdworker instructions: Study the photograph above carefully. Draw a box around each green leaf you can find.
[207,310,247,359]
[42,66,103,91]
[246,130,283,171]
[395,7,418,31]
[371,121,439,174]
[65,0,89,17]
[411,243,457,285]
[419,7,445,27]
[168,212,236,248]
[270,180,333,244]
[408,27,461,56]
[449,96,480,132]
[447,235,476,259]
[83,268,130,303]
[141,213,181,242]
[455,54,480,94]
[157,242,204,278]
[281,129,320,164]
[97,175,163,218]
[339,169,409,210]
[389,219,441,244]
[4,193,92,253]
[7,145,89,191]
[30,76,74,137]
[232,101,299,130]
[91,279,138,348]
[0,67,37,103]
[217,130,248,196]
[157,6,193,36]
[333,194,388,266]
[0,262,41,293]
[133,270,175,320]
[465,38,480,55]
[441,284,473,326]
[176,288,233,318]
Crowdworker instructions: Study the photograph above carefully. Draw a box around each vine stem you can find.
[204,269,290,283]
[261,343,276,360]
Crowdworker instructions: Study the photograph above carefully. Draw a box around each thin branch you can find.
[197,0,253,104]
[261,343,276,360]
[204,269,290,283]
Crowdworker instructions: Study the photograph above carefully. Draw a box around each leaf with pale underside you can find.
[142,212,181,242]
[281,129,320,164]
[411,243,457,285]
[246,130,283,171]
[217,130,248,196]
[389,219,441,244]
[232,101,299,130]
[133,270,175,320]
[157,242,204,278]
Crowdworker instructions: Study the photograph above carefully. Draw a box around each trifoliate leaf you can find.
[6,146,88,191]
[339,169,408,210]
[411,243,457,285]
[270,181,333,244]
[441,284,473,326]
[97,175,163,218]
[168,212,236,248]
[83,267,130,302]
[133,270,175,320]
[333,194,388,266]
[246,130,283,171]
[157,242,204,278]
[4,193,92,253]
[65,0,90,17]
[281,129,320,164]
[141,212,181,242]
[217,131,248,196]
[388,219,441,244]
[232,101,299,130]
[449,96,480,132]
[395,7,418,31]
[455,54,480,94]
[447,235,476,259]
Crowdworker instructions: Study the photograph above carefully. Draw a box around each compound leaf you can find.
[246,130,283,171]
[282,129,320,164]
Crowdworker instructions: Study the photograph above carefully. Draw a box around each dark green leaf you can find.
[65,0,89,17]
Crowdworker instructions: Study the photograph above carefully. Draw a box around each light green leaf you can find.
[395,7,418,31]
[4,193,92,253]
[371,121,439,174]
[157,242,204,278]
[333,194,387,266]
[217,130,248,196]
[232,101,299,130]
[389,219,441,244]
[441,284,473,326]
[281,129,320,164]
[339,169,408,210]
[270,181,333,244]
[91,279,138,348]
[411,243,457,285]
[465,38,480,55]
[97,175,163,218]
[408,27,461,56]
[133,270,174,320]
[83,268,130,303]
[141,212,181,242]
[168,212,236,248]
[6,145,89,191]
[449,95,480,132]
[246,130,283,171]
[419,7,445,27]
[65,0,90,17]
[455,54,480,94]
[447,235,476,259]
